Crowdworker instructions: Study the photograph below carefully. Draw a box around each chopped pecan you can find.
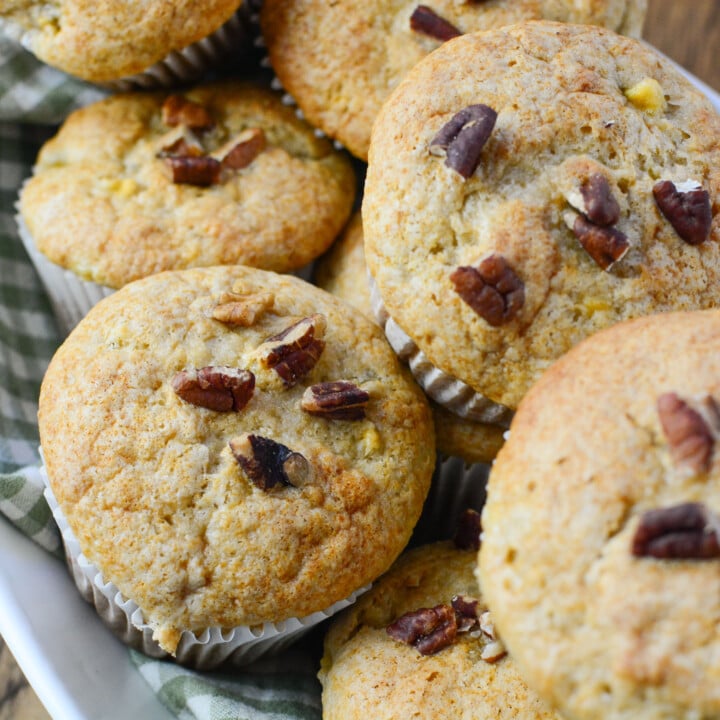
[212,291,274,326]
[172,367,255,412]
[212,128,267,170]
[386,604,457,655]
[301,381,370,420]
[410,5,461,42]
[165,156,221,186]
[566,212,629,270]
[453,508,482,550]
[429,104,497,178]
[653,180,712,246]
[566,173,620,227]
[450,255,524,326]
[451,595,480,632]
[259,314,327,387]
[657,392,714,473]
[631,502,720,560]
[229,433,310,489]
[478,610,496,639]
[156,125,204,158]
[161,94,214,131]
[480,639,507,663]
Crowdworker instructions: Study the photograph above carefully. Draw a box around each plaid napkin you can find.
[0,38,324,720]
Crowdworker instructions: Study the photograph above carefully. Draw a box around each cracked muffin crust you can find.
[320,542,562,720]
[479,310,720,720]
[363,21,720,418]
[260,0,647,159]
[19,81,355,289]
[38,266,434,654]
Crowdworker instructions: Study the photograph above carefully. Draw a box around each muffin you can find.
[364,21,720,433]
[18,80,356,333]
[38,265,435,667]
[260,0,647,159]
[479,310,720,720]
[320,541,562,719]
[315,212,505,464]
[0,0,254,88]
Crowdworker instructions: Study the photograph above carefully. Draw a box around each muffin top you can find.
[0,0,243,82]
[479,310,720,720]
[261,0,647,159]
[19,81,355,288]
[39,266,435,654]
[320,541,562,720]
[364,20,720,412]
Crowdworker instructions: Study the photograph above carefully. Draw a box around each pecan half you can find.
[172,366,255,412]
[410,5,461,42]
[453,508,482,550]
[631,502,720,560]
[229,433,310,489]
[429,104,497,178]
[161,94,214,131]
[165,156,221,186]
[653,180,712,246]
[566,212,629,270]
[301,381,370,420]
[212,291,274,326]
[386,604,457,655]
[212,128,267,170]
[566,173,620,226]
[658,392,714,473]
[259,314,327,387]
[450,255,524,326]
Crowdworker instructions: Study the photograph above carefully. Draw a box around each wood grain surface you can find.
[1,0,718,717]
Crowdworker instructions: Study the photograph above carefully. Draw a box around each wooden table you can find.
[1,1,718,717]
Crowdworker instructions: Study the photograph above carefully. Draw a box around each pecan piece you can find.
[658,392,714,473]
[451,595,480,632]
[212,128,267,170]
[156,125,204,158]
[480,639,507,663]
[453,508,482,550]
[450,255,524,326]
[165,156,221,186]
[212,291,274,326]
[566,212,629,270]
[161,94,214,131]
[386,604,457,655]
[259,314,327,387]
[631,502,720,560]
[566,173,620,226]
[410,5,461,42]
[301,381,370,420]
[229,433,310,489]
[172,366,255,412]
[429,104,497,178]
[653,180,712,246]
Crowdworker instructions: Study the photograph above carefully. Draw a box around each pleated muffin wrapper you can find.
[41,470,370,670]
[16,214,114,336]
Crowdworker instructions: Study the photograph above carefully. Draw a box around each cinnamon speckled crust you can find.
[19,81,356,289]
[320,542,562,720]
[38,266,434,654]
[479,310,720,720]
[314,212,505,464]
[260,0,647,159]
[0,0,243,82]
[364,21,720,412]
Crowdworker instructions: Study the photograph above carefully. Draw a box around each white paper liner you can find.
[16,215,114,336]
[368,272,513,428]
[41,468,369,669]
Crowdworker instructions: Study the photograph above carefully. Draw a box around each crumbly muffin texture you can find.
[19,81,355,288]
[315,212,505,463]
[38,266,435,654]
[0,0,242,81]
[261,0,647,159]
[364,21,720,412]
[479,310,720,720]
[320,542,562,720]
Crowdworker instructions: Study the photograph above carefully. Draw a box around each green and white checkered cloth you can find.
[0,37,323,720]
